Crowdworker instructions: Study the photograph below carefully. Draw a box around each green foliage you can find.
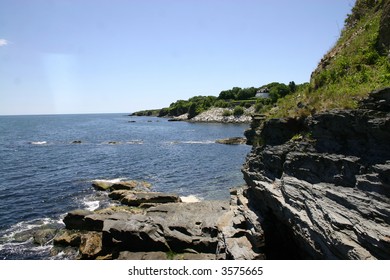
[254,98,272,113]
[288,81,297,93]
[162,95,218,118]
[269,0,390,119]
[218,87,241,100]
[135,80,306,118]
[233,106,244,116]
[222,110,232,116]
[158,107,169,117]
[214,99,231,108]
[344,0,380,28]
[268,83,291,102]
[132,109,160,116]
[236,87,257,100]
[168,100,191,116]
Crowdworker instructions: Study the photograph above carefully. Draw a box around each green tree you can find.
[218,87,242,100]
[188,102,197,119]
[288,81,297,93]
[236,87,257,100]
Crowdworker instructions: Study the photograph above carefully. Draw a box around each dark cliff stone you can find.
[242,88,390,259]
[55,186,265,260]
[261,117,305,146]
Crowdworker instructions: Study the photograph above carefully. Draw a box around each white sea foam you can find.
[127,140,143,145]
[0,217,61,242]
[84,200,99,211]
[30,141,47,145]
[91,178,127,185]
[180,195,201,203]
[168,140,214,145]
[183,140,215,144]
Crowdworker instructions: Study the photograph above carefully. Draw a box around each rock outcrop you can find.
[54,183,265,260]
[242,88,390,259]
[190,107,253,123]
[215,137,247,145]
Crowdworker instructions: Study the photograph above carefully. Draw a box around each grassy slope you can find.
[269,0,390,119]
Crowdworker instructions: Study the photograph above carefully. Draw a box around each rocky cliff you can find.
[242,88,390,259]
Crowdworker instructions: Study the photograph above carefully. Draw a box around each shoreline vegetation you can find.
[132,0,389,124]
[130,82,308,123]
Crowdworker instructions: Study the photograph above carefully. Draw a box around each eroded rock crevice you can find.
[242,88,390,259]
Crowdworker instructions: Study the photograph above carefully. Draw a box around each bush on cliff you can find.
[270,0,390,119]
[233,106,245,116]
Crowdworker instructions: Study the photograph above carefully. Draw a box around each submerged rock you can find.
[92,179,151,192]
[33,227,58,246]
[215,137,247,145]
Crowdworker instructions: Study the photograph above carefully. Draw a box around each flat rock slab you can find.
[92,180,151,192]
[216,137,247,145]
[109,191,181,206]
[146,201,230,235]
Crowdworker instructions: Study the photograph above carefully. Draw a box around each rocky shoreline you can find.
[133,106,255,123]
[51,180,264,260]
[242,87,390,259]
[42,88,390,260]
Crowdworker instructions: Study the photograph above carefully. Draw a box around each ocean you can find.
[0,113,251,259]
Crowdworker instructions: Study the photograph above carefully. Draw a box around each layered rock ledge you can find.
[242,88,390,259]
[53,184,265,260]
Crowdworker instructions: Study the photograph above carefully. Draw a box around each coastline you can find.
[51,180,264,260]
[131,106,255,124]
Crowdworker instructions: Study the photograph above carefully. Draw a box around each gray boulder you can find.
[216,137,247,145]
[104,214,170,252]
[109,191,181,206]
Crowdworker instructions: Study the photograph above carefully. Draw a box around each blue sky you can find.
[0,0,354,115]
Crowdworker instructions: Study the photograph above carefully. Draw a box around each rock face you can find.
[190,107,253,123]
[55,184,265,259]
[109,190,181,206]
[242,88,390,259]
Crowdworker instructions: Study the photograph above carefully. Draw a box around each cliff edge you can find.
[242,87,390,259]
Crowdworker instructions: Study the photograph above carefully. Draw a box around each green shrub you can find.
[222,110,232,116]
[233,106,244,116]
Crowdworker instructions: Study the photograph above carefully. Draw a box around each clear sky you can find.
[0,0,354,115]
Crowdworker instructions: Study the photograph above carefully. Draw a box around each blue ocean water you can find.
[0,114,250,259]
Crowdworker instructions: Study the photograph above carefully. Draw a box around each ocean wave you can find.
[91,177,128,184]
[0,216,66,259]
[83,200,100,211]
[0,217,60,240]
[101,140,144,145]
[180,195,201,203]
[127,140,143,145]
[30,141,47,145]
[167,140,215,145]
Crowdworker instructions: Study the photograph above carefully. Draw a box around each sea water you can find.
[0,113,251,259]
